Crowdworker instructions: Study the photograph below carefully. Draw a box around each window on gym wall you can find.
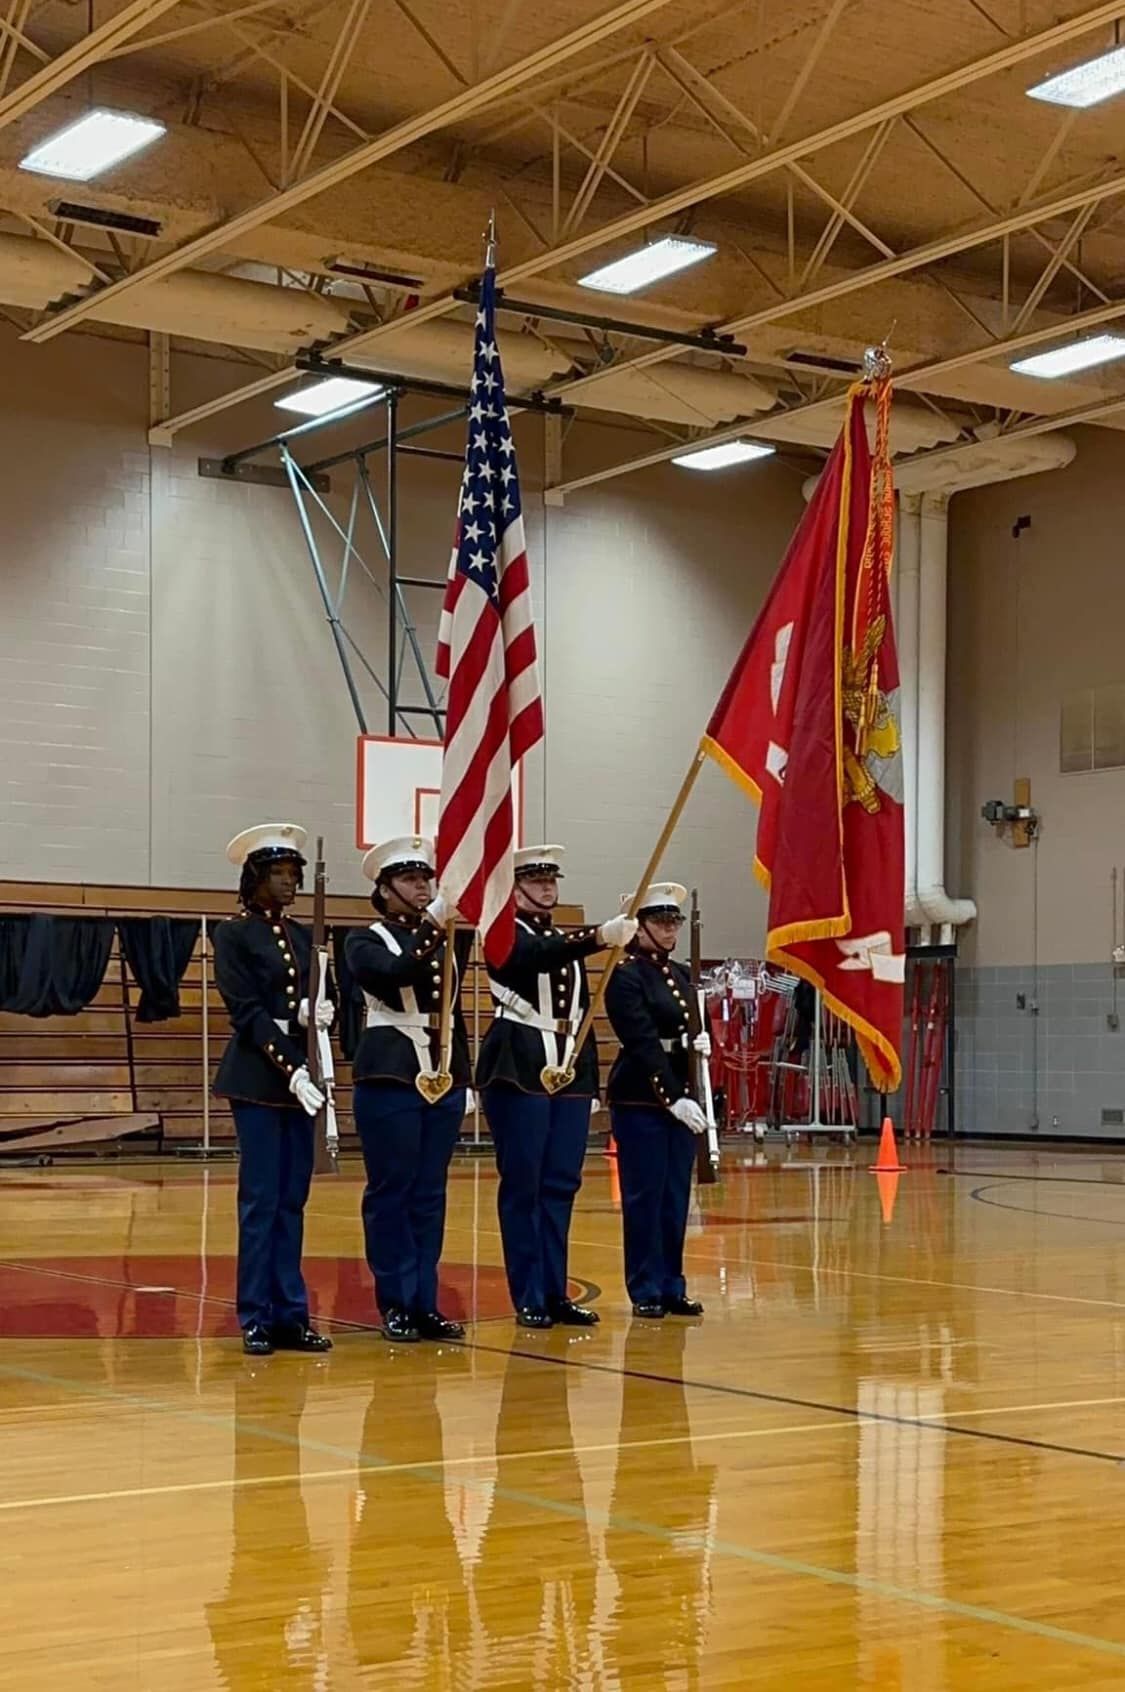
[1061,683,1125,772]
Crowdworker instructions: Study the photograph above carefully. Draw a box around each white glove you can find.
[671,1097,708,1135]
[289,1065,326,1117]
[598,914,638,949]
[426,892,461,927]
[297,997,334,1031]
[693,1030,712,1058]
[464,1089,477,1114]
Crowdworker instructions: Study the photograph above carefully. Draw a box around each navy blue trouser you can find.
[610,1105,695,1305]
[482,1086,590,1313]
[231,1101,315,1331]
[354,1081,465,1316]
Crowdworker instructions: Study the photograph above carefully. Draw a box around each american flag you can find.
[435,262,544,966]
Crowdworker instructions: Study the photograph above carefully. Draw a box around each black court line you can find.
[939,1167,1125,1189]
[969,1182,1125,1228]
[7,1266,1124,1469]
[457,1335,1125,1469]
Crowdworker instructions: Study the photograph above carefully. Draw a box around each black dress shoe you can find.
[631,1301,666,1319]
[415,1310,466,1341]
[270,1321,332,1352]
[663,1295,704,1317]
[382,1308,421,1343]
[242,1322,273,1355]
[548,1298,600,1327]
[516,1308,554,1329]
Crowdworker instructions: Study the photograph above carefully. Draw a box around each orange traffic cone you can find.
[875,1169,901,1225]
[869,1116,906,1173]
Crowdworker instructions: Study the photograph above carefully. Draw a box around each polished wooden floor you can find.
[3,1139,1125,1689]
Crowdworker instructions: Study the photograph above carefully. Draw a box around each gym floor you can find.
[2,1140,1124,1689]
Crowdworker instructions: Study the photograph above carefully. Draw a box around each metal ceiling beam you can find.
[797,116,895,291]
[0,6,47,89]
[103,0,294,59]
[288,0,371,180]
[654,45,895,261]
[23,0,677,346]
[452,0,1125,291]
[904,112,1107,304]
[1009,200,1098,335]
[547,282,1125,495]
[453,283,746,353]
[146,0,1125,441]
[909,383,1125,462]
[555,168,1125,401]
[561,48,654,236]
[0,0,183,128]
[767,0,851,143]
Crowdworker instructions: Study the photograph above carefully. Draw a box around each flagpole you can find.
[423,209,497,1108]
[541,747,706,1093]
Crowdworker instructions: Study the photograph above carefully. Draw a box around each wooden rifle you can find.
[307,836,339,1174]
[689,889,720,1185]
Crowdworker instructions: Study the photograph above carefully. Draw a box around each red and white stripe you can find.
[435,512,543,965]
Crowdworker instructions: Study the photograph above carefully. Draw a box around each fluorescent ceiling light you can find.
[672,439,776,471]
[19,109,165,181]
[1027,44,1125,108]
[1010,334,1125,379]
[578,236,717,295]
[275,376,384,417]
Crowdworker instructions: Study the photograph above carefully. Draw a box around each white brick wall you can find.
[0,338,152,884]
[0,333,806,956]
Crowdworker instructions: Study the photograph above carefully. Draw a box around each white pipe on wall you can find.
[916,491,977,934]
[897,494,923,929]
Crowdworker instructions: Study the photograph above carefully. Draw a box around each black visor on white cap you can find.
[513,843,565,879]
[247,845,306,868]
[383,857,431,877]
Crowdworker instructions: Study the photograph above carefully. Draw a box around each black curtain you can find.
[0,915,116,1016]
[118,917,201,1023]
[331,923,364,1063]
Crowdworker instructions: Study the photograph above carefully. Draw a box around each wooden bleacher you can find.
[0,881,619,1152]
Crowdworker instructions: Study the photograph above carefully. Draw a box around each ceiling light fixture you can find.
[1010,333,1125,378]
[672,439,776,471]
[20,109,166,181]
[578,236,717,295]
[275,376,385,417]
[1027,44,1125,108]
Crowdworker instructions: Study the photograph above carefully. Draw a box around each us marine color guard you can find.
[345,835,470,1344]
[212,824,334,1357]
[475,845,636,1328]
[215,829,716,1345]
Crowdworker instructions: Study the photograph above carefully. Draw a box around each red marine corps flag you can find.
[701,370,905,1089]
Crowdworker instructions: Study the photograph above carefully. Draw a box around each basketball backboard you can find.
[356,735,525,850]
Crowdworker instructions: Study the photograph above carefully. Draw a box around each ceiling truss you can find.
[0,0,1123,485]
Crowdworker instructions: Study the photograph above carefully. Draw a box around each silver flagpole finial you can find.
[862,320,896,382]
[484,209,497,271]
[862,342,892,382]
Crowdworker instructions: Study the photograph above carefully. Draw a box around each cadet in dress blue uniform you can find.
[477,845,637,1329]
[344,836,469,1344]
[212,823,334,1357]
[605,882,711,1320]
